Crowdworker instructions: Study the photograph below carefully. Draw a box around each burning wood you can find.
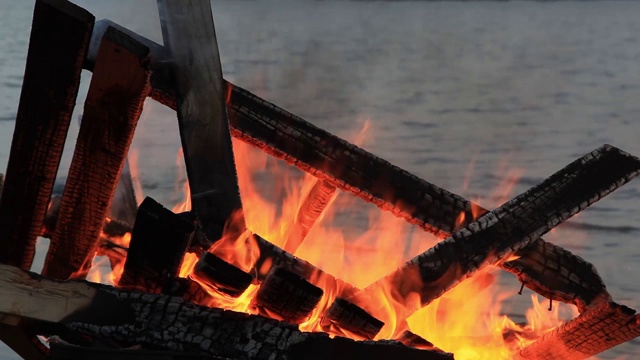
[0,264,453,360]
[158,0,243,242]
[82,20,615,314]
[118,197,195,293]
[517,301,640,359]
[346,145,640,336]
[42,26,151,280]
[0,0,94,271]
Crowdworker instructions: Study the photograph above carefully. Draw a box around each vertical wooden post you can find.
[157,0,244,242]
[0,0,94,270]
[42,27,151,279]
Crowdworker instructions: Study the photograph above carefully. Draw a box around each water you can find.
[1,0,640,358]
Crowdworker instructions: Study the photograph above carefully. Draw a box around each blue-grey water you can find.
[2,1,640,359]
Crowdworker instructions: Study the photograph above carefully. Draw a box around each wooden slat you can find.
[346,145,640,336]
[0,0,94,270]
[42,27,150,279]
[157,0,243,242]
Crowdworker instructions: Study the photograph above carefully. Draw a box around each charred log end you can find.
[190,252,253,297]
[253,267,324,324]
[321,298,384,340]
[286,335,454,360]
[117,197,194,293]
[396,330,437,350]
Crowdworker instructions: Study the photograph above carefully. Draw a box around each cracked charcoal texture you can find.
[84,20,629,313]
[43,27,150,280]
[348,145,640,325]
[0,0,94,271]
[516,301,640,360]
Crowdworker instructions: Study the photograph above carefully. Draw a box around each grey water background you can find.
[2,0,640,358]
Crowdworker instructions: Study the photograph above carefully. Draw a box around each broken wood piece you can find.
[118,197,194,293]
[284,179,338,254]
[43,26,151,280]
[190,252,253,297]
[253,267,324,324]
[516,301,640,360]
[0,264,453,360]
[321,298,385,340]
[347,145,640,334]
[0,0,94,270]
[84,20,613,312]
[157,0,243,242]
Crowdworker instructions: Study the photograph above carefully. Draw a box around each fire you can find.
[88,118,574,359]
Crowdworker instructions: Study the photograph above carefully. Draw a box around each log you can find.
[190,252,253,297]
[0,264,453,360]
[321,298,385,340]
[157,0,243,242]
[84,20,613,312]
[42,27,151,280]
[109,158,138,227]
[252,267,324,324]
[49,342,225,360]
[346,145,640,336]
[0,0,94,270]
[283,179,338,254]
[118,197,194,293]
[516,301,640,360]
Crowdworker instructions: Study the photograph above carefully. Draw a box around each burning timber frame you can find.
[1,0,640,359]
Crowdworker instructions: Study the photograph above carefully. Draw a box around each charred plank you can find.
[347,145,640,334]
[321,298,385,340]
[157,0,243,242]
[283,179,338,254]
[117,197,194,293]
[516,301,640,360]
[190,252,253,297]
[43,27,150,279]
[0,0,94,270]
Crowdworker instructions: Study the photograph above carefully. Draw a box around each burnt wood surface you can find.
[0,0,94,270]
[157,0,243,242]
[253,267,324,324]
[190,252,253,297]
[283,179,337,254]
[118,197,194,293]
[85,20,617,312]
[321,298,385,340]
[43,27,150,280]
[347,145,640,333]
[0,264,453,360]
[516,301,640,360]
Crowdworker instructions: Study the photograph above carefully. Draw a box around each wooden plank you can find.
[0,0,94,270]
[346,145,640,336]
[0,264,453,360]
[84,20,614,312]
[42,27,150,279]
[157,0,243,242]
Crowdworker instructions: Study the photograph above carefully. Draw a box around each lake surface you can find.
[1,1,640,359]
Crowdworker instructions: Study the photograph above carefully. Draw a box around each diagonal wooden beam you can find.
[84,20,615,313]
[0,0,94,271]
[42,27,150,280]
[157,0,243,242]
[516,301,640,360]
[345,145,640,337]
